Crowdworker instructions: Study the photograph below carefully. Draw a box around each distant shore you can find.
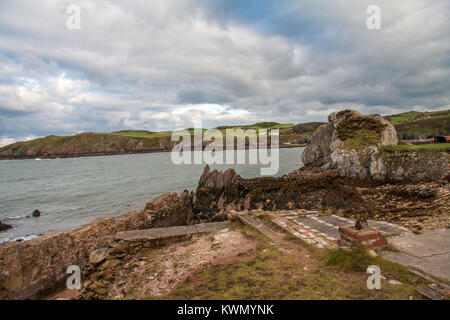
[0,144,306,161]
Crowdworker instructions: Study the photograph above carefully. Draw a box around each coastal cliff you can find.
[0,133,173,160]
[0,122,323,160]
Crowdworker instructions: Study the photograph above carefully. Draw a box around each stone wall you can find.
[0,192,193,300]
[378,150,448,183]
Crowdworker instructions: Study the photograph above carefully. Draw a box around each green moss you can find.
[336,115,387,150]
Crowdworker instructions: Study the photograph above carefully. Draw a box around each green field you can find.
[385,109,450,125]
[385,109,450,139]
[110,130,173,139]
[382,143,450,152]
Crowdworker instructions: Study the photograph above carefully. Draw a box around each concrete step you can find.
[237,214,285,241]
[115,221,229,241]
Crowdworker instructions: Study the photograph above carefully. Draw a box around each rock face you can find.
[198,165,240,193]
[144,191,194,228]
[300,123,334,167]
[301,109,448,182]
[302,110,398,179]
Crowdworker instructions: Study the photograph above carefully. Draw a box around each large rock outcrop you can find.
[302,109,448,182]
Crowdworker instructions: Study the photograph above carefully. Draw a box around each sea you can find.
[0,147,304,243]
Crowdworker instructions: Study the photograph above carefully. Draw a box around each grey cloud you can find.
[0,0,448,141]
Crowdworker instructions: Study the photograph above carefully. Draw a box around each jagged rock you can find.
[144,191,193,227]
[99,259,121,270]
[89,247,110,265]
[198,165,240,193]
[0,221,13,232]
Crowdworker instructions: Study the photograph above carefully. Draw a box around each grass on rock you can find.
[336,115,387,150]
[382,143,450,152]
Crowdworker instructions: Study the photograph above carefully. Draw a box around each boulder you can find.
[89,247,110,265]
[0,221,13,232]
[301,123,333,167]
[302,109,398,179]
[32,209,41,217]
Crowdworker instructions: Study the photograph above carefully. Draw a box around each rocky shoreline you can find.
[1,109,448,300]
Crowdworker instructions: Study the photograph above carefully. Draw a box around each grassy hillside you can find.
[0,122,325,160]
[385,109,450,139]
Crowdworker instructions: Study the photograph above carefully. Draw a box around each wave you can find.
[0,234,38,244]
[4,214,28,220]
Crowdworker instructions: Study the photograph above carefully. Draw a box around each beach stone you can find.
[94,287,108,295]
[99,259,121,270]
[89,247,110,265]
[32,209,41,217]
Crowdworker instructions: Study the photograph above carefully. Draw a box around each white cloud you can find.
[0,0,448,139]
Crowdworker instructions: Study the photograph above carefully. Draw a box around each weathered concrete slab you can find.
[416,285,445,300]
[382,229,450,282]
[292,214,412,242]
[115,221,229,241]
[237,214,285,241]
[273,216,334,248]
[382,251,450,282]
[387,229,450,257]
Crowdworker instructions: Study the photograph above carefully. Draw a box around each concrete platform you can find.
[115,221,229,241]
[382,229,450,282]
[268,211,412,248]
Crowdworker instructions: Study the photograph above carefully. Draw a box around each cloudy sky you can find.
[0,0,449,146]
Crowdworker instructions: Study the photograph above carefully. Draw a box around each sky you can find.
[0,0,449,146]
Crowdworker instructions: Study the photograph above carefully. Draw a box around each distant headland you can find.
[0,109,449,160]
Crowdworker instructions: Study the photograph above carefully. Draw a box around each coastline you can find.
[0,144,306,161]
